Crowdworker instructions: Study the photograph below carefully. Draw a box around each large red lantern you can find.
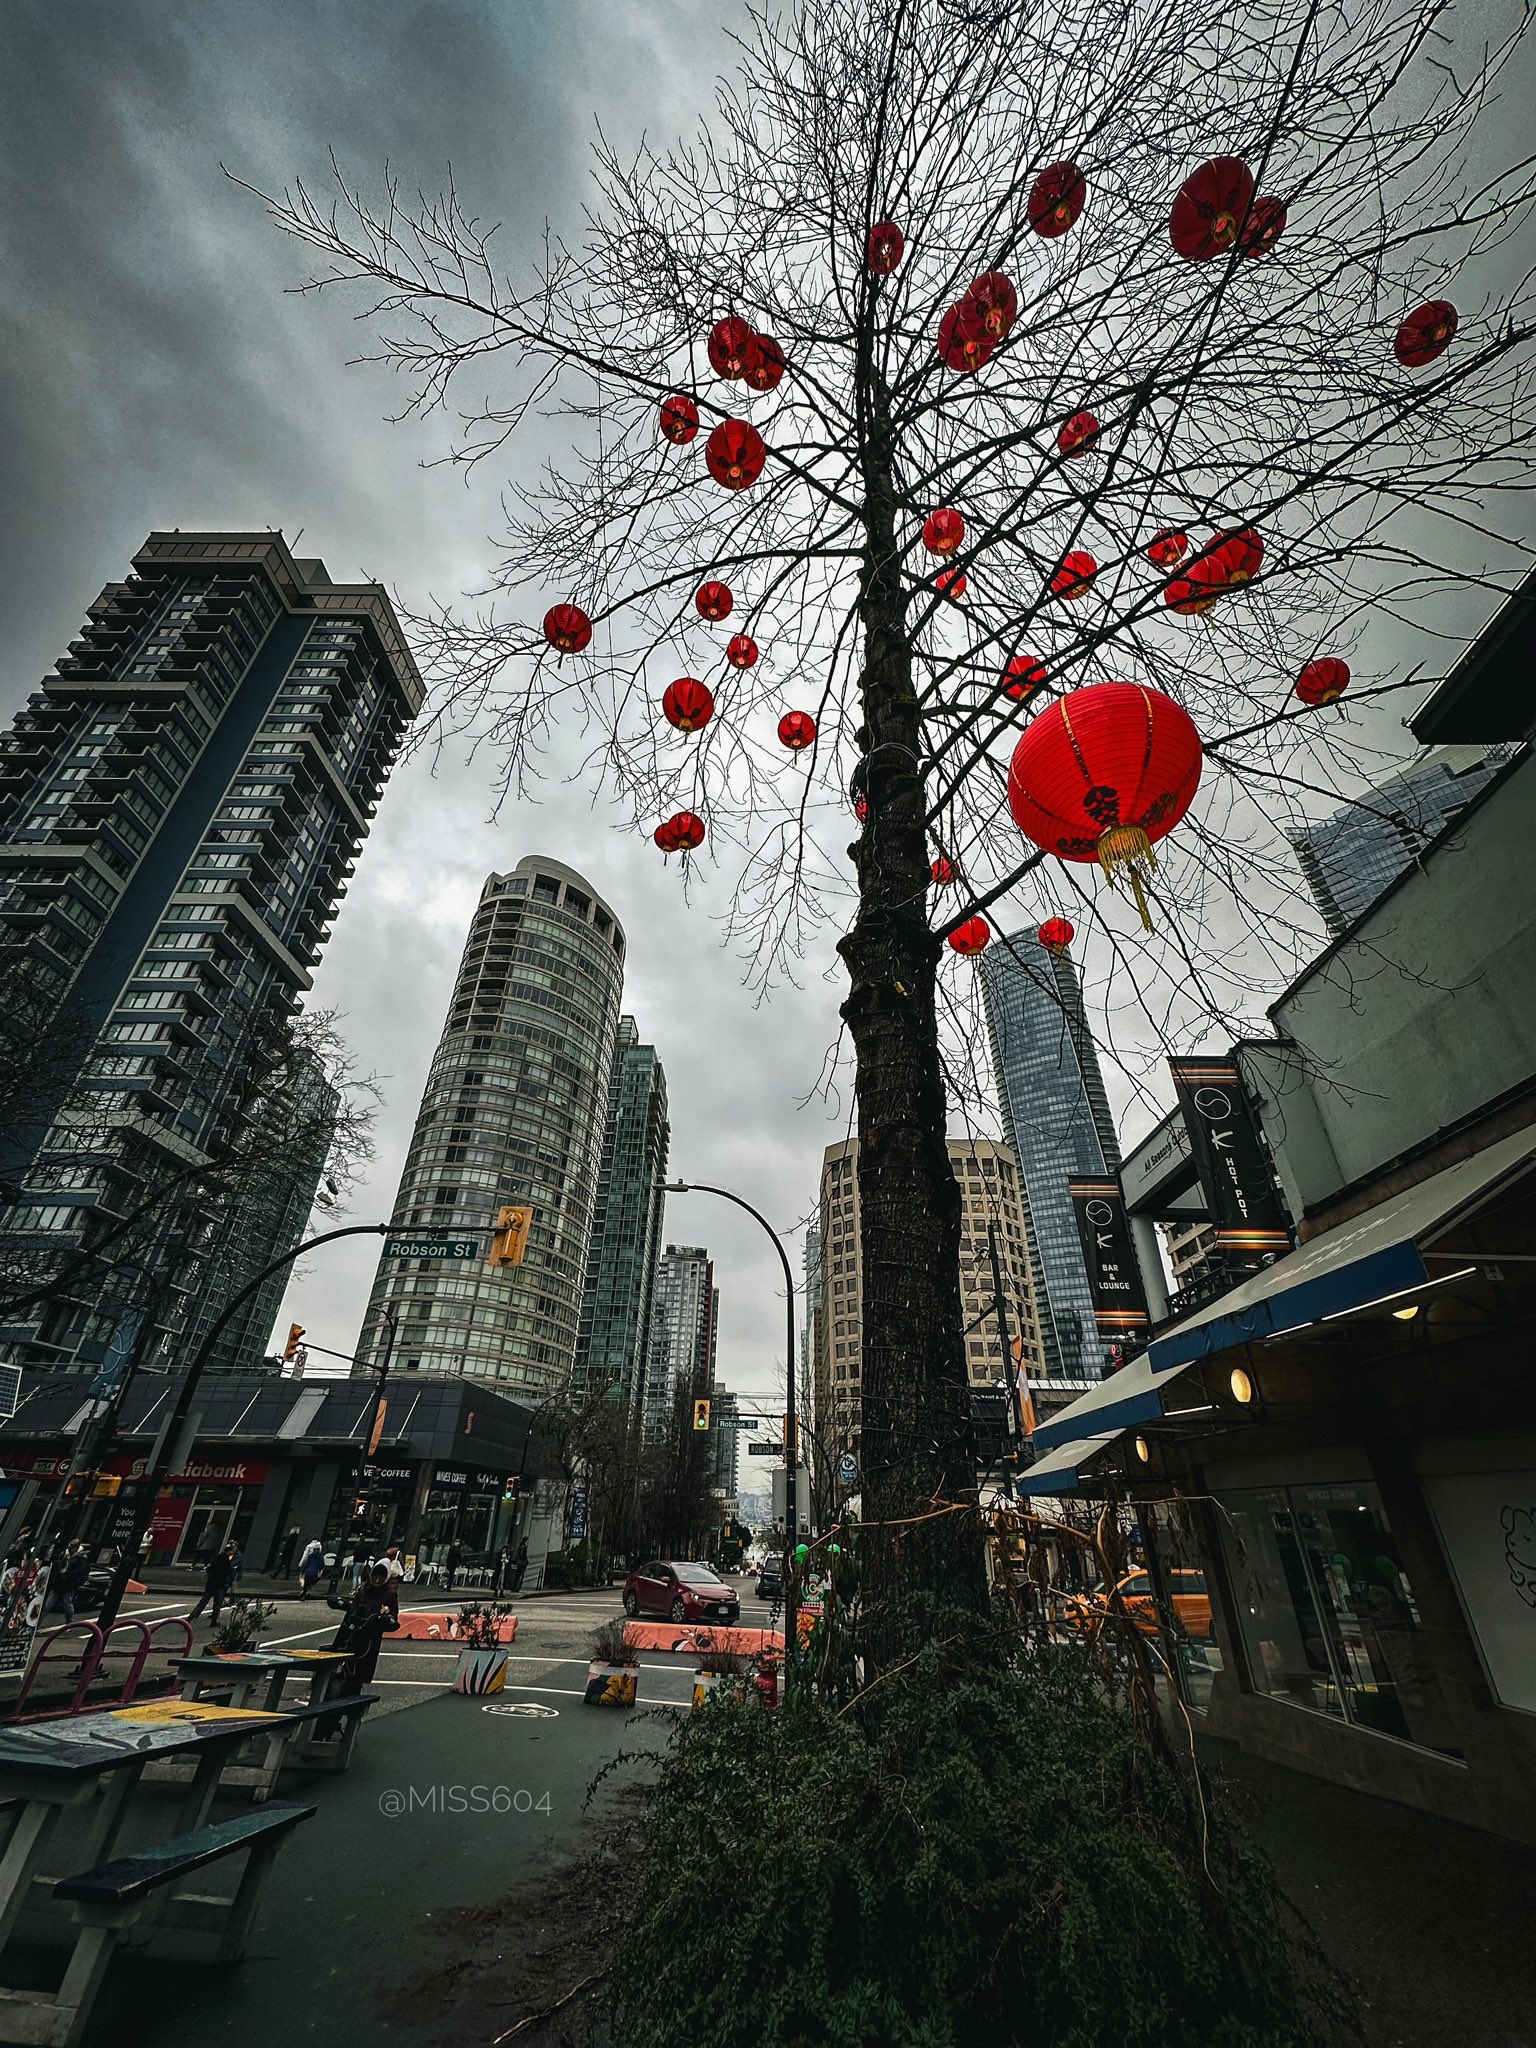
[966,272,1018,341]
[705,419,767,490]
[661,678,715,733]
[695,580,733,621]
[1295,657,1351,707]
[935,567,967,602]
[1163,553,1229,617]
[867,221,904,274]
[666,810,706,851]
[1028,162,1086,238]
[653,819,683,853]
[1007,681,1203,929]
[778,710,817,750]
[1004,653,1047,701]
[659,394,699,445]
[922,508,966,557]
[1051,551,1097,601]
[707,317,761,381]
[543,603,592,655]
[1057,411,1101,459]
[1395,300,1458,368]
[931,856,957,888]
[1146,528,1188,569]
[1038,918,1075,953]
[937,301,993,374]
[948,916,992,957]
[1169,157,1255,261]
[1211,528,1264,584]
[1238,196,1286,257]
[744,336,786,393]
[725,634,758,670]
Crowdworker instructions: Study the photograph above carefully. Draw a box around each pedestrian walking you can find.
[509,1537,529,1594]
[45,1540,91,1624]
[331,1564,400,1687]
[298,1537,324,1598]
[276,1526,300,1577]
[493,1545,510,1596]
[188,1542,239,1625]
[445,1541,462,1594]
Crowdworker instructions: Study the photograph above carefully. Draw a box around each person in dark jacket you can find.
[509,1538,529,1593]
[276,1527,300,1577]
[46,1540,92,1623]
[333,1565,399,1686]
[188,1543,239,1625]
[445,1542,462,1593]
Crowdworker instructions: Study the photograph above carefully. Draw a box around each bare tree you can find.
[244,0,1536,1641]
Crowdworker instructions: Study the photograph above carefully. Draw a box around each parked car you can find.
[623,1560,741,1624]
[1058,1569,1212,1641]
[755,1552,785,1601]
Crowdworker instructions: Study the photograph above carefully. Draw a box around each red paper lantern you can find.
[966,272,1018,341]
[1295,657,1351,707]
[661,678,715,733]
[659,394,699,445]
[922,508,966,557]
[1051,552,1097,601]
[725,634,758,670]
[931,856,957,887]
[854,794,868,822]
[1238,195,1286,257]
[1057,410,1101,459]
[867,221,905,274]
[936,567,968,601]
[778,710,817,750]
[1163,553,1229,617]
[1007,681,1203,929]
[937,301,994,374]
[744,335,786,393]
[707,317,761,381]
[1005,653,1047,701]
[653,818,683,853]
[948,916,991,957]
[1038,917,1075,953]
[705,418,767,490]
[1169,157,1255,261]
[695,580,733,621]
[1210,527,1264,585]
[543,603,592,655]
[667,810,706,851]
[1027,162,1086,239]
[1395,299,1458,368]
[1146,528,1189,569]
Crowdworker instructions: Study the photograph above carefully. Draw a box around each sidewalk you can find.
[133,1566,616,1600]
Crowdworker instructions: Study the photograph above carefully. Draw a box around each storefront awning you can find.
[1017,1433,1126,1495]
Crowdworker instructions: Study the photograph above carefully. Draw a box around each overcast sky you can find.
[2,2,1529,1414]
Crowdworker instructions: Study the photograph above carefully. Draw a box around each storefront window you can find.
[460,1490,494,1558]
[418,1488,463,1565]
[1141,1512,1224,1715]
[1220,1480,1458,1756]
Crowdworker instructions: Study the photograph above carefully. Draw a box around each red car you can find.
[623,1560,741,1624]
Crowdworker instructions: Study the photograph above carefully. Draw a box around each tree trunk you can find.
[838,375,987,1647]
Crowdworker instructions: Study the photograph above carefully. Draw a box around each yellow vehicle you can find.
[1058,1568,1212,1641]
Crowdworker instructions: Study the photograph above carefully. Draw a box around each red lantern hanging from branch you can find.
[1006,681,1204,929]
[542,603,592,655]
[695,580,733,621]
[725,634,758,670]
[653,819,683,853]
[1146,528,1189,569]
[1169,157,1255,261]
[666,810,706,851]
[743,336,786,393]
[922,508,966,557]
[1027,162,1086,238]
[707,317,761,381]
[705,418,767,490]
[659,394,700,445]
[777,710,817,750]
[966,272,1018,341]
[661,678,715,733]
[931,856,957,887]
[1163,553,1229,617]
[948,916,992,957]
[1394,300,1458,368]
[935,567,968,601]
[1038,918,1075,953]
[1051,552,1097,601]
[1057,410,1101,459]
[1004,653,1047,701]
[1210,527,1264,585]
[867,221,905,274]
[1295,657,1351,707]
[1238,195,1287,257]
[937,301,994,374]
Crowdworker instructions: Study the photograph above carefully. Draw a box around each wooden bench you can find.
[0,1804,314,2046]
[272,1692,378,1775]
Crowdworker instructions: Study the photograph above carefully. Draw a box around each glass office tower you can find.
[574,1017,670,1408]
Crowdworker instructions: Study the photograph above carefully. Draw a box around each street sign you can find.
[836,1452,859,1487]
[747,1441,783,1457]
[569,1486,589,1542]
[733,1417,760,1429]
[382,1236,480,1260]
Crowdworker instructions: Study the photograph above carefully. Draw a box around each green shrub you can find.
[613,1616,1344,2047]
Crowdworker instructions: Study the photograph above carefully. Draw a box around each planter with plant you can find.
[691,1647,751,1711]
[209,1598,277,1656]
[585,1616,640,1707]
[451,1602,515,1695]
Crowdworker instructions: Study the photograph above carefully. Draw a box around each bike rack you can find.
[10,1614,193,1721]
[12,1622,104,1720]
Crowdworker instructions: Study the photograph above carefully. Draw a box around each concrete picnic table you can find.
[171,1649,352,1714]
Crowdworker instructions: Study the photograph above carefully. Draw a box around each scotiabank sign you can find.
[0,1450,269,1487]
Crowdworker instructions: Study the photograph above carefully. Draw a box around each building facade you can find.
[710,1386,740,1500]
[355,858,626,1396]
[573,1017,669,1409]
[1287,744,1509,938]
[980,931,1122,1380]
[646,1244,715,1442]
[0,531,419,1374]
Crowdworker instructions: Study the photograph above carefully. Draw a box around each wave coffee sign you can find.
[1169,1058,1292,1261]
[1069,1178,1150,1337]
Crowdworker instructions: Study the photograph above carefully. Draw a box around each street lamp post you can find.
[664,1180,799,1664]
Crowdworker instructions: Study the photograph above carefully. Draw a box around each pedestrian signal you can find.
[488,1206,532,1267]
[283,1323,305,1362]
[693,1399,711,1431]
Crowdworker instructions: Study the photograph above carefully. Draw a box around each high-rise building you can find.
[0,531,419,1372]
[1161,1218,1223,1299]
[356,858,625,1395]
[574,1017,669,1409]
[980,932,1121,1380]
[803,1221,827,1467]
[815,1136,1039,1466]
[646,1244,715,1442]
[1287,744,1510,938]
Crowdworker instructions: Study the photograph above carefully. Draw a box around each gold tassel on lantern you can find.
[1096,824,1156,930]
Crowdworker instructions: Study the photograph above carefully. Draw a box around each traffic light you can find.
[283,1323,305,1362]
[488,1205,532,1268]
[90,1474,122,1499]
[693,1398,711,1432]
[502,1476,521,1505]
